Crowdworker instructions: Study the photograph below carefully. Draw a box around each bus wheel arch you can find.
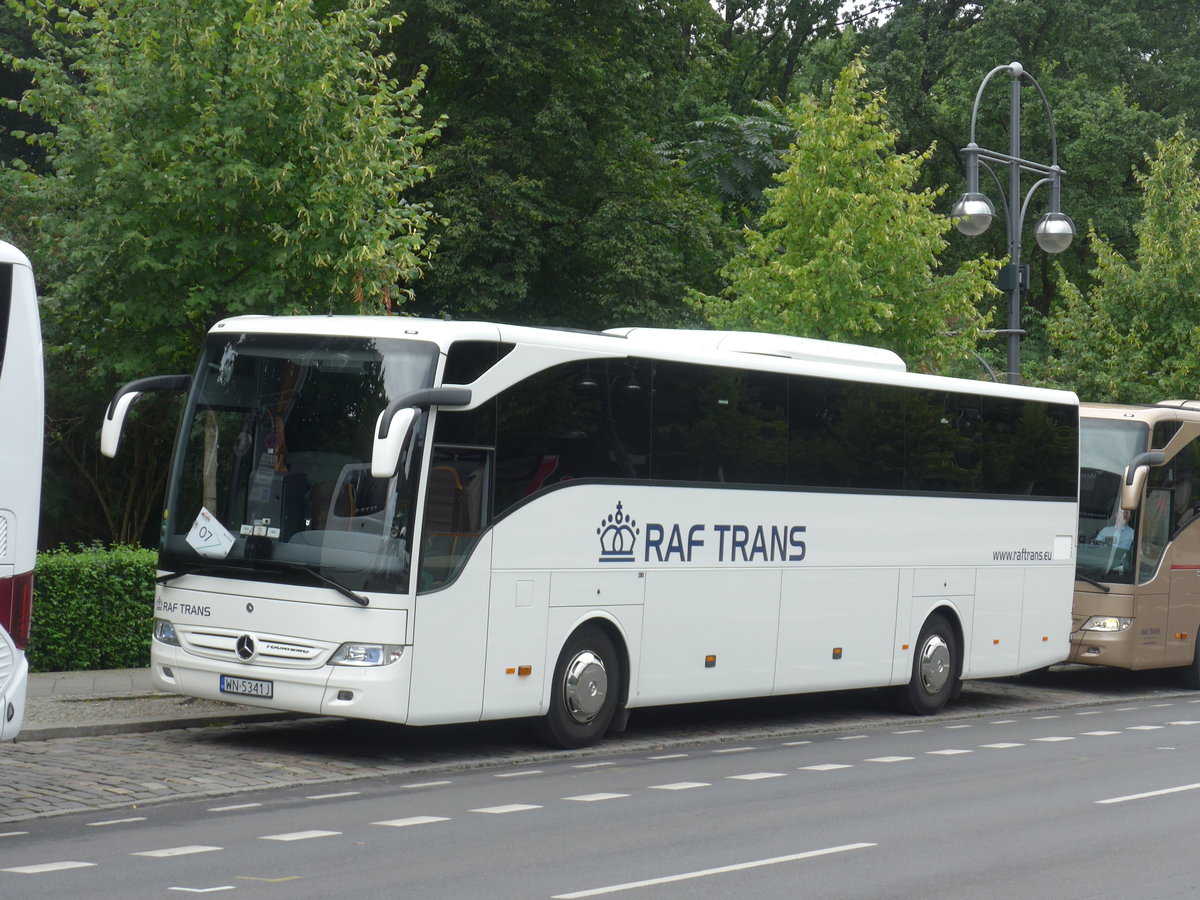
[895,609,961,716]
[537,620,626,749]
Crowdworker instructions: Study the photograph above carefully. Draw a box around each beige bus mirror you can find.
[1121,450,1166,510]
[101,375,191,458]
[371,406,417,478]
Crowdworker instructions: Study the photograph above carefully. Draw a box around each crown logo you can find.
[597,501,639,563]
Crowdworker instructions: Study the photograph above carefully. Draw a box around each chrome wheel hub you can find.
[918,634,951,695]
[563,649,608,724]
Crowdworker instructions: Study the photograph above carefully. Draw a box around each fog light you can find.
[153,618,180,646]
[329,643,404,667]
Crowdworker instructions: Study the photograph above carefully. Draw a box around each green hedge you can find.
[29,545,157,673]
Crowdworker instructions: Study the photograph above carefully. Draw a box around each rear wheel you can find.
[536,625,620,749]
[895,613,958,715]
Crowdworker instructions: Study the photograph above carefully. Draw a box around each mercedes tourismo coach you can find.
[0,241,42,742]
[102,317,1079,747]
[1072,401,1200,683]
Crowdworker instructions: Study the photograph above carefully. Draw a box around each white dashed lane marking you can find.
[563,793,630,802]
[649,782,710,791]
[2,861,97,874]
[132,845,223,857]
[373,816,450,827]
[864,757,913,763]
[800,764,852,771]
[926,749,971,756]
[980,743,1023,749]
[471,804,542,814]
[88,817,146,827]
[259,831,340,842]
[726,772,787,780]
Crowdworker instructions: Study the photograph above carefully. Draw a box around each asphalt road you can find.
[1,664,1196,825]
[4,688,1200,898]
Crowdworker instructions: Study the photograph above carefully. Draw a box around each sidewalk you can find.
[20,668,300,741]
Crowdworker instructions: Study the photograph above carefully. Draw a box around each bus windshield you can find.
[1077,418,1149,583]
[160,332,438,595]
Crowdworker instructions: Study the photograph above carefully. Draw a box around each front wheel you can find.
[536,625,621,749]
[1181,637,1200,690]
[895,613,958,715]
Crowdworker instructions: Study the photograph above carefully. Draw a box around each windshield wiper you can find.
[157,560,370,607]
[1074,570,1111,593]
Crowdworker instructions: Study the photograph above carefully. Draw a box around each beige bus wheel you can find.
[1182,639,1200,690]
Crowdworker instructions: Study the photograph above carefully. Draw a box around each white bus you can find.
[0,241,42,742]
[102,317,1079,747]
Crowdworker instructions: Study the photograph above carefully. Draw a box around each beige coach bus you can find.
[1072,400,1200,684]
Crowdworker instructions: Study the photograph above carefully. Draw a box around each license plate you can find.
[219,674,274,699]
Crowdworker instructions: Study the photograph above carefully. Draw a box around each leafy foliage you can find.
[389,0,731,328]
[29,545,156,672]
[695,58,1001,372]
[2,0,442,379]
[1046,133,1200,402]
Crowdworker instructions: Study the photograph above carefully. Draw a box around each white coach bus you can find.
[102,317,1079,747]
[0,241,42,742]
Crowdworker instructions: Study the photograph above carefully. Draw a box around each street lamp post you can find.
[952,62,1074,385]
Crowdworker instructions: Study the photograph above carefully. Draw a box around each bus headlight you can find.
[153,618,180,646]
[1081,616,1133,633]
[329,643,405,666]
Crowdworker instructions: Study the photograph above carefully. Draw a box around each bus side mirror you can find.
[101,375,191,458]
[1121,450,1167,510]
[369,387,473,478]
[371,407,417,479]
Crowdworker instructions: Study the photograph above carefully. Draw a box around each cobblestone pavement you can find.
[1,665,1194,824]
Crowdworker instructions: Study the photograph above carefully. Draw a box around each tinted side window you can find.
[983,398,1077,497]
[1153,420,1181,449]
[906,391,982,493]
[494,359,651,515]
[789,376,904,491]
[651,362,787,484]
[443,341,514,384]
[1148,438,1200,537]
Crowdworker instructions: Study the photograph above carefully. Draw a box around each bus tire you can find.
[537,625,620,749]
[895,613,957,716]
[1181,639,1200,690]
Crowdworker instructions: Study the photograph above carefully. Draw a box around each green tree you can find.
[1,0,443,545]
[695,58,1001,372]
[389,0,731,328]
[2,0,442,380]
[1046,133,1200,403]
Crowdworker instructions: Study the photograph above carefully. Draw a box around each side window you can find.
[906,391,982,493]
[418,445,492,591]
[494,359,650,515]
[651,362,787,484]
[982,398,1077,497]
[1148,439,1200,537]
[789,376,904,491]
